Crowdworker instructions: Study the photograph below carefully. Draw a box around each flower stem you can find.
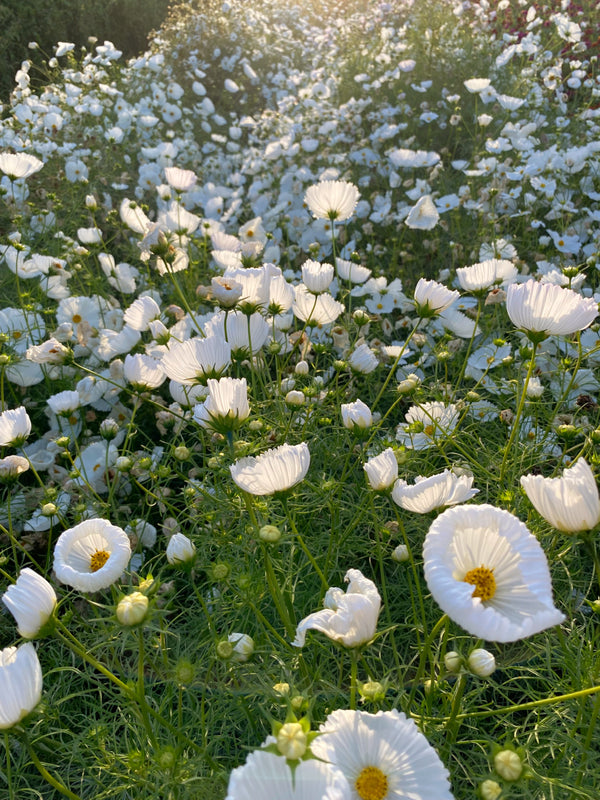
[499,343,538,483]
[349,649,358,710]
[21,731,83,800]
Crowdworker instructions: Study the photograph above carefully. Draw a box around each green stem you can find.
[350,649,358,710]
[445,673,467,745]
[4,732,14,800]
[137,628,158,748]
[21,731,83,800]
[499,342,538,483]
[370,320,422,412]
[282,497,328,590]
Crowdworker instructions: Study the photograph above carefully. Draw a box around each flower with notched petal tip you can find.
[53,519,132,592]
[520,458,600,533]
[506,280,598,339]
[304,180,359,221]
[2,568,57,638]
[230,443,310,496]
[0,643,43,729]
[392,470,478,513]
[0,406,32,447]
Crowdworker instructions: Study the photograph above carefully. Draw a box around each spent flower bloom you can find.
[2,568,57,638]
[423,504,565,642]
[506,280,598,339]
[0,643,43,729]
[520,458,600,533]
[53,519,132,592]
[293,569,381,648]
[230,443,310,496]
[304,180,359,221]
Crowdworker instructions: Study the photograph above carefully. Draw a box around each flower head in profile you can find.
[311,708,454,800]
[392,470,478,513]
[226,745,350,800]
[341,399,373,430]
[193,377,250,433]
[292,569,381,648]
[364,448,398,490]
[0,643,43,730]
[506,280,598,341]
[520,458,600,533]
[404,195,440,230]
[413,278,460,317]
[53,519,132,592]
[230,443,310,496]
[304,180,359,221]
[2,568,57,638]
[0,153,44,180]
[161,335,232,385]
[456,259,518,293]
[423,504,565,642]
[0,406,32,447]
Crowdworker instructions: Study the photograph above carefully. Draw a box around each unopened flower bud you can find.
[359,680,385,702]
[285,390,305,406]
[294,360,309,375]
[166,533,196,565]
[116,592,149,626]
[480,779,502,800]
[229,632,254,662]
[173,445,191,461]
[216,640,234,660]
[494,749,522,782]
[276,722,307,760]
[468,648,496,677]
[444,651,462,673]
[259,524,282,543]
[391,544,409,562]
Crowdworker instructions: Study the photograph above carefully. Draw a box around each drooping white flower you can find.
[2,568,57,638]
[226,745,350,800]
[230,443,310,496]
[304,180,359,221]
[293,569,381,648]
[311,709,454,800]
[53,519,132,593]
[364,448,398,490]
[0,406,32,447]
[423,504,565,642]
[506,280,598,338]
[0,643,43,729]
[348,343,379,374]
[392,470,478,513]
[520,458,600,533]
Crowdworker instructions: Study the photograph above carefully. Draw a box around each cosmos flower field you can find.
[1,0,600,797]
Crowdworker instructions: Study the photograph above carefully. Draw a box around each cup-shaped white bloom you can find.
[396,402,460,451]
[0,152,44,180]
[47,389,81,415]
[311,709,454,800]
[506,280,598,337]
[0,455,29,480]
[0,406,32,446]
[293,285,345,326]
[348,343,379,374]
[301,260,334,293]
[364,448,398,490]
[164,166,197,192]
[423,504,565,642]
[292,569,381,648]
[0,643,43,729]
[230,443,310,496]
[166,533,196,565]
[193,377,250,431]
[54,519,132,592]
[124,353,167,390]
[520,458,600,533]
[456,259,518,292]
[211,276,243,308]
[341,399,373,430]
[392,470,478,513]
[226,745,350,800]
[304,180,359,221]
[205,310,270,356]
[123,296,161,331]
[161,336,232,384]
[2,568,57,638]
[336,257,371,284]
[413,278,460,316]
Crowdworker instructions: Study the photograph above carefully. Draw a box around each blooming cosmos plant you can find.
[230,442,310,496]
[0,643,43,729]
[304,180,359,221]
[520,458,600,533]
[423,504,565,642]
[53,519,132,592]
[505,280,598,339]
[311,709,454,800]
[2,568,57,638]
[391,470,479,514]
[293,569,381,648]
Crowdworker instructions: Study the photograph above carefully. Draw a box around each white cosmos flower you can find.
[0,643,43,729]
[123,295,161,331]
[164,166,197,192]
[226,746,350,800]
[293,284,345,326]
[311,709,454,800]
[404,195,440,230]
[336,258,371,284]
[341,399,373,430]
[348,343,379,374]
[0,406,32,447]
[520,458,600,533]
[193,377,250,431]
[301,260,335,293]
[304,180,359,221]
[0,152,44,180]
[123,353,167,390]
[392,470,478,513]
[456,259,518,292]
[2,568,57,638]
[161,336,232,384]
[364,448,398,490]
[423,504,565,642]
[396,402,460,450]
[413,278,460,317]
[293,569,381,648]
[53,519,132,592]
[166,533,196,565]
[230,442,310,496]
[506,280,598,338]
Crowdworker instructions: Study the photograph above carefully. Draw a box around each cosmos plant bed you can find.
[1,0,600,798]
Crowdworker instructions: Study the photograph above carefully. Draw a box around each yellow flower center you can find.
[90,550,110,572]
[72,314,82,323]
[424,424,435,437]
[463,566,496,601]
[355,766,388,800]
